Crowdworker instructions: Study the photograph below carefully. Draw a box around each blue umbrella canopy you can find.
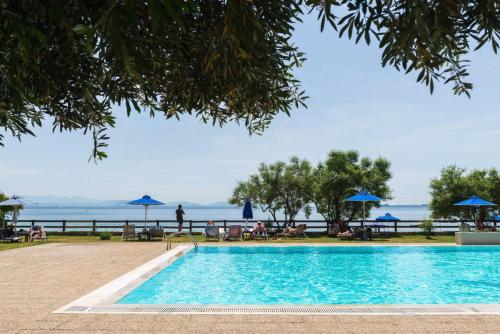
[346,191,382,226]
[128,195,165,206]
[346,191,382,202]
[0,198,31,207]
[128,195,165,228]
[0,197,32,227]
[376,213,400,221]
[454,195,496,207]
[243,199,253,219]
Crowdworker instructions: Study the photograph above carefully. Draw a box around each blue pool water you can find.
[118,246,500,305]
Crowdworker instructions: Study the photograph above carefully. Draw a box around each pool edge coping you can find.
[54,244,192,313]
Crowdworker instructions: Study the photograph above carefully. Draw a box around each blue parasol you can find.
[242,199,253,230]
[128,195,165,228]
[0,197,32,228]
[376,213,400,221]
[346,191,382,227]
[454,195,496,226]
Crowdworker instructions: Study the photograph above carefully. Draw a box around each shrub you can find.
[100,232,112,240]
[420,218,434,236]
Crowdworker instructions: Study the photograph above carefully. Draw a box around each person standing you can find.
[176,204,185,232]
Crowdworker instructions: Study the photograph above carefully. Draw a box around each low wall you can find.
[455,232,500,245]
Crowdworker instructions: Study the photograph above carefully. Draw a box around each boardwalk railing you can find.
[6,219,494,234]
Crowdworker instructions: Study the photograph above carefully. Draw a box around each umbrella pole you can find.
[473,206,477,230]
[13,208,18,230]
[362,201,366,228]
[144,205,148,229]
[245,218,248,231]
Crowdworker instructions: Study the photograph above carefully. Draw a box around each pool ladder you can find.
[165,231,198,251]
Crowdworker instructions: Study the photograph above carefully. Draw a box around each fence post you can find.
[92,220,96,235]
[189,220,192,233]
[156,220,160,227]
[31,220,35,228]
[62,220,66,232]
[125,220,129,226]
[394,221,398,233]
[223,220,227,232]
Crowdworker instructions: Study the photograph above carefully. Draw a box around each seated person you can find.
[253,221,267,236]
[29,225,46,240]
[207,220,215,226]
[283,226,295,234]
[337,230,354,238]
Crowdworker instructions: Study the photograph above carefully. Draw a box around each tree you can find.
[311,150,392,226]
[429,166,500,225]
[229,169,282,225]
[2,1,498,159]
[275,157,314,227]
[0,192,10,228]
[229,157,313,228]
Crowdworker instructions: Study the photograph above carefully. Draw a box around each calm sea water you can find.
[18,204,430,221]
[119,246,500,304]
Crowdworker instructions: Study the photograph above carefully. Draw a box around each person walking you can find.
[176,204,185,232]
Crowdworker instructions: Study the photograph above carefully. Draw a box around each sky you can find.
[1,14,500,204]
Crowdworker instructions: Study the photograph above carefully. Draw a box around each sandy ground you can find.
[1,242,499,333]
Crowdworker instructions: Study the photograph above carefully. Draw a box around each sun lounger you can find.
[148,226,165,241]
[337,230,355,240]
[328,222,341,237]
[224,225,242,241]
[0,226,21,243]
[205,226,220,241]
[253,229,268,240]
[28,225,47,242]
[121,224,138,241]
[277,224,308,238]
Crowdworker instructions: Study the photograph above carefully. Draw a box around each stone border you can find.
[55,244,500,315]
[54,244,192,313]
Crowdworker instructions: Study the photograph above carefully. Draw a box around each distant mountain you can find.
[20,195,231,207]
[207,201,235,208]
[23,195,106,204]
[165,201,203,207]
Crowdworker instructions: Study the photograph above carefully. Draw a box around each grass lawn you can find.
[0,233,455,252]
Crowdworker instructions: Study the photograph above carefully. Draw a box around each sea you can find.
[18,204,430,221]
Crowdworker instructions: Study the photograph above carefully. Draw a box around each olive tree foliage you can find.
[2,1,499,160]
[229,166,283,224]
[276,157,314,226]
[311,150,392,223]
[0,192,11,227]
[229,157,313,228]
[429,166,500,223]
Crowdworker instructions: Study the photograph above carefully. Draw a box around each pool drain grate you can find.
[61,305,491,315]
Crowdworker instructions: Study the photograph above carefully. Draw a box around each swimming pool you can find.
[118,246,500,305]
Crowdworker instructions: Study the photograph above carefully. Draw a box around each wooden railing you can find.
[7,219,495,234]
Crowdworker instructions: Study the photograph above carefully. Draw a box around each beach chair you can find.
[0,225,21,243]
[328,222,341,237]
[277,224,308,238]
[253,228,269,240]
[28,225,47,243]
[148,226,165,241]
[121,224,138,241]
[205,226,220,241]
[224,225,242,241]
[337,230,355,240]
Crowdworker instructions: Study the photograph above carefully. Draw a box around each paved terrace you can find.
[1,243,499,333]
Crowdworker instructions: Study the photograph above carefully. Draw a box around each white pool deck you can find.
[55,243,500,316]
[3,242,500,333]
